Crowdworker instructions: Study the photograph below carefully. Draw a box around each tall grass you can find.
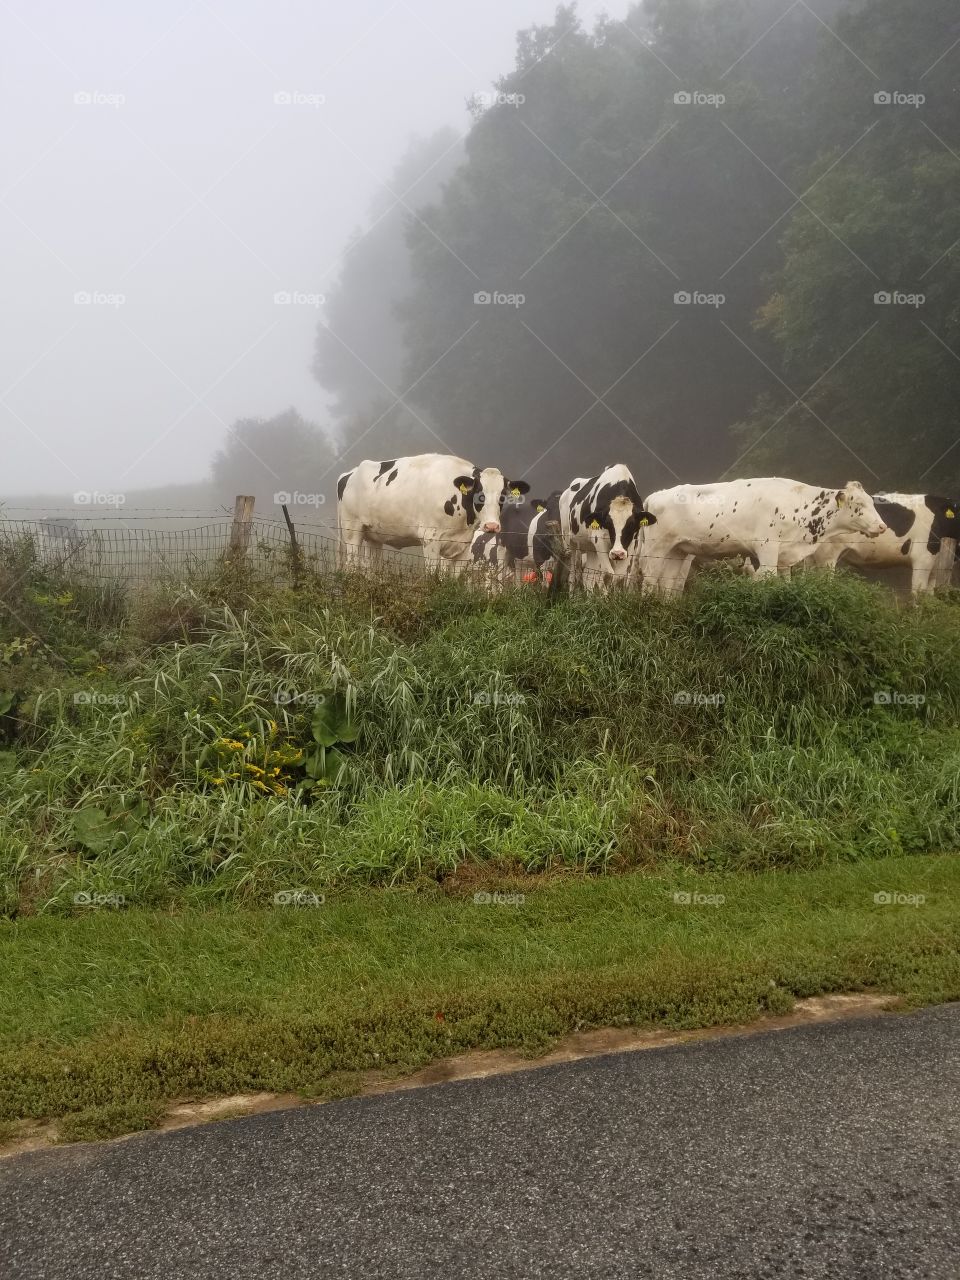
[2,547,960,913]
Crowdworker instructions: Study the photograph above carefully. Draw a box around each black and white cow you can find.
[559,465,656,589]
[808,493,960,592]
[337,454,529,570]
[467,492,562,589]
[639,477,887,593]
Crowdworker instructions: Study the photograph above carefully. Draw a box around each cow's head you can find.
[583,490,657,573]
[831,481,887,538]
[454,469,529,533]
[925,496,960,542]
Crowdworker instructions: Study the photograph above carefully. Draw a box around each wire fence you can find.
[1,509,955,595]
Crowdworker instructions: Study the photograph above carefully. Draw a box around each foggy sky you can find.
[1,0,616,498]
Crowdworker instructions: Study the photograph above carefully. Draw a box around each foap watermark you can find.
[73,691,127,707]
[473,891,525,905]
[476,90,525,108]
[874,291,925,308]
[274,489,325,507]
[874,90,925,109]
[73,891,126,908]
[674,90,725,108]
[74,489,125,506]
[672,891,725,906]
[673,691,725,707]
[674,290,725,308]
[274,291,325,307]
[272,690,327,708]
[474,290,525,308]
[274,90,326,107]
[74,291,125,308]
[273,890,325,907]
[473,690,526,707]
[74,89,125,109]
[873,891,925,907]
[873,690,926,707]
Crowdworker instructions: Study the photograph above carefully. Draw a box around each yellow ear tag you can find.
[511,487,521,496]
[640,517,649,526]
[535,504,545,513]
[947,508,956,519]
[589,520,600,530]
[836,494,845,506]
[459,483,469,494]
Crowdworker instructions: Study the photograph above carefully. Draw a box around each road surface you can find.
[2,1005,958,1278]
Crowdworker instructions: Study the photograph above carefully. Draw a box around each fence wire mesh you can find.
[0,510,954,595]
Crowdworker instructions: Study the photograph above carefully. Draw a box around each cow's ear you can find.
[944,501,957,519]
[639,511,657,527]
[835,490,846,507]
[508,480,530,496]
[531,498,548,513]
[454,475,476,495]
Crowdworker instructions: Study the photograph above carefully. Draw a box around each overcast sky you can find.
[1,0,621,498]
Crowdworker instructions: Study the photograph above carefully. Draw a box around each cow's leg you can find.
[339,528,366,572]
[755,545,780,578]
[910,557,934,594]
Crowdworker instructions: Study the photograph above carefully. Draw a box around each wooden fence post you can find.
[930,537,957,590]
[229,495,255,562]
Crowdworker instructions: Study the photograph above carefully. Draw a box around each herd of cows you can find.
[336,452,960,594]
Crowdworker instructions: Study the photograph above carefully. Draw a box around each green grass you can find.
[2,554,960,912]
[1,854,958,1138]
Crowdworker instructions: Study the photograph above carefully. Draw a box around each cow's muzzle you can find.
[483,520,501,534]
[868,525,887,538]
[609,548,628,561]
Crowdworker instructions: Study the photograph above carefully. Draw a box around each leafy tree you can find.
[211,409,339,513]
[734,0,960,486]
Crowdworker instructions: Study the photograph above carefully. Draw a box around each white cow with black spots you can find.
[337,453,529,571]
[639,478,887,593]
[559,465,657,591]
[807,492,960,593]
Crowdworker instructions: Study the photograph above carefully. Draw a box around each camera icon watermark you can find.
[274,490,325,507]
[273,890,325,907]
[73,891,126,908]
[674,90,725,108]
[474,290,525,308]
[873,891,925,906]
[476,90,525,109]
[673,691,725,706]
[873,291,925,308]
[874,90,924,108]
[472,690,526,707]
[674,290,725,308]
[672,891,725,906]
[873,690,926,707]
[73,691,127,707]
[73,489,125,506]
[272,690,327,707]
[274,291,325,307]
[74,291,126,308]
[74,90,125,109]
[274,90,326,107]
[473,890,525,905]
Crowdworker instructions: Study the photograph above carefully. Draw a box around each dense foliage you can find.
[313,0,960,493]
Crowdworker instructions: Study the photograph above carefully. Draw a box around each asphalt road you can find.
[3,1006,958,1279]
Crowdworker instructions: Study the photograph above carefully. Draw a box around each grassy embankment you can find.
[1,541,959,1139]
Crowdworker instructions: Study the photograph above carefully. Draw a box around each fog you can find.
[1,0,585,498]
[4,0,958,506]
